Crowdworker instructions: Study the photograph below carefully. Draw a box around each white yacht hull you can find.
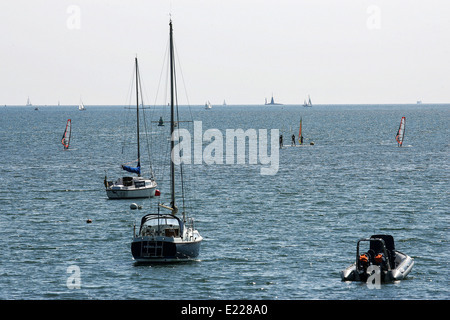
[106,177,157,199]
[106,186,156,199]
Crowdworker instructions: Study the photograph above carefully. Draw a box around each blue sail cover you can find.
[122,165,141,175]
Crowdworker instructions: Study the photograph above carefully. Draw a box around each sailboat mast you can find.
[169,20,176,209]
[135,57,141,176]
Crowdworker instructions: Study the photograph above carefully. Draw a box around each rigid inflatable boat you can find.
[341,235,414,282]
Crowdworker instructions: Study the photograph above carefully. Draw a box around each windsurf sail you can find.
[395,116,406,147]
[61,119,71,149]
[298,117,303,145]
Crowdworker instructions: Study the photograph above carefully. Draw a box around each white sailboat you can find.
[131,20,203,263]
[205,100,212,109]
[78,99,86,111]
[104,57,158,199]
[303,95,312,107]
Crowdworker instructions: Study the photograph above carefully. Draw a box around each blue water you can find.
[0,104,448,300]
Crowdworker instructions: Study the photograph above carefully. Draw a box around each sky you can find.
[1,0,449,106]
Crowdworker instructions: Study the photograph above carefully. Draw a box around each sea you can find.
[0,103,448,302]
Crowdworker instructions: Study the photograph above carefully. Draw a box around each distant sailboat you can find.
[78,99,86,111]
[223,100,227,106]
[26,97,32,106]
[303,95,312,107]
[265,94,282,105]
[205,101,212,109]
[61,119,72,149]
[395,117,406,147]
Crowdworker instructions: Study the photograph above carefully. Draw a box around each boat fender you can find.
[155,189,161,196]
[130,203,138,210]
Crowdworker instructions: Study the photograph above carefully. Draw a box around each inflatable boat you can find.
[341,235,414,282]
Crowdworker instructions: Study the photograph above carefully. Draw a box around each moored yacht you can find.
[104,57,157,199]
[131,19,202,263]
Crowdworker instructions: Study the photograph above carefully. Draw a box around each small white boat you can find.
[78,99,86,111]
[341,235,414,282]
[303,95,312,107]
[104,57,157,199]
[105,176,157,199]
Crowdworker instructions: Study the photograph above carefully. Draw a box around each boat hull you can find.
[131,236,202,263]
[106,185,156,199]
[106,177,157,199]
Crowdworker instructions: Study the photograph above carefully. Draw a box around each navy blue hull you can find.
[131,239,201,262]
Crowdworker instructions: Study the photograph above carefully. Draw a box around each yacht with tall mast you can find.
[104,57,157,199]
[265,94,282,105]
[78,98,86,111]
[303,95,312,107]
[131,20,203,262]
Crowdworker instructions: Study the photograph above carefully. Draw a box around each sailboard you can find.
[61,119,72,149]
[395,117,406,147]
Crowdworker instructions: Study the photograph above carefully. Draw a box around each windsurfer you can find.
[291,134,296,146]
